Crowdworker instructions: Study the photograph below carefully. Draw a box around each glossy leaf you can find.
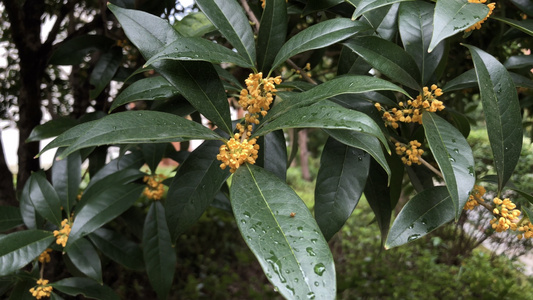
[257,0,288,72]
[19,180,43,230]
[143,37,254,68]
[352,0,413,20]
[166,140,230,242]
[86,151,144,187]
[173,12,216,37]
[302,0,344,14]
[386,186,454,248]
[466,45,523,191]
[271,18,372,71]
[257,130,288,181]
[504,55,533,69]
[429,0,489,52]
[39,111,222,158]
[315,138,370,241]
[343,36,421,90]
[110,77,179,112]
[423,112,475,217]
[144,201,176,300]
[0,206,23,232]
[494,17,533,36]
[256,101,389,153]
[89,47,122,99]
[65,238,103,283]
[196,0,256,66]
[398,1,445,85]
[52,149,81,215]
[231,164,336,299]
[66,184,144,247]
[361,3,400,41]
[142,143,167,174]
[49,35,114,65]
[89,228,144,271]
[0,230,54,276]
[27,117,78,142]
[325,129,390,178]
[51,278,119,300]
[28,171,62,226]
[8,277,34,300]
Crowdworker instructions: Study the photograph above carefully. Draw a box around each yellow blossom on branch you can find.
[53,219,72,247]
[518,221,533,240]
[463,185,486,210]
[238,72,282,124]
[465,0,495,32]
[490,197,520,232]
[217,135,259,173]
[395,140,424,166]
[143,174,166,200]
[37,248,52,264]
[29,278,53,299]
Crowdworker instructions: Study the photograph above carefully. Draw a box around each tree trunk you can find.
[0,131,16,206]
[298,129,311,181]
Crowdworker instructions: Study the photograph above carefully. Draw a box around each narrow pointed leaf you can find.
[257,0,288,72]
[271,19,372,71]
[315,138,370,241]
[142,143,167,174]
[503,55,533,69]
[143,37,254,68]
[196,0,256,65]
[231,164,336,299]
[352,0,413,20]
[385,186,454,248]
[8,277,35,300]
[19,180,43,230]
[166,140,230,242]
[89,228,144,271]
[343,36,421,90]
[110,77,179,112]
[466,45,523,191]
[423,112,475,217]
[67,184,144,247]
[89,47,122,99]
[173,12,216,37]
[0,230,54,276]
[429,0,489,52]
[28,171,62,226]
[65,238,103,283]
[494,17,533,36]
[52,149,81,215]
[257,130,288,181]
[0,206,23,231]
[27,117,79,142]
[39,111,222,158]
[51,278,119,300]
[399,1,445,85]
[361,3,400,41]
[86,151,144,187]
[144,202,176,300]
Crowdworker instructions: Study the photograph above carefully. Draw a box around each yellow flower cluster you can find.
[490,197,521,232]
[143,174,166,200]
[375,85,444,129]
[53,219,72,247]
[465,0,495,32]
[464,185,486,210]
[261,0,288,8]
[238,72,282,124]
[38,248,52,264]
[518,221,533,240]
[29,278,53,299]
[217,137,260,173]
[395,140,424,166]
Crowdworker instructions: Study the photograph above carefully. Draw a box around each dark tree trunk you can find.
[0,132,16,206]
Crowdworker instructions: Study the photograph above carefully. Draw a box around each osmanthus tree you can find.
[1,0,533,299]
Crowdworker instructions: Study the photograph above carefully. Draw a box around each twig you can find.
[418,156,443,179]
[286,59,318,85]
[240,0,260,33]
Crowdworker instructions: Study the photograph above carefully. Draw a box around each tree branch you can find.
[43,0,76,49]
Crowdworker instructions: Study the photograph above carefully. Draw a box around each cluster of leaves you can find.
[2,0,533,299]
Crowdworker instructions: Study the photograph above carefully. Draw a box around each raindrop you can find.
[294,278,299,283]
[266,252,287,283]
[408,224,414,229]
[285,285,295,296]
[240,219,246,224]
[453,148,459,154]
[244,212,251,218]
[421,219,427,225]
[297,226,304,232]
[408,234,421,242]
[306,247,316,256]
[311,239,317,244]
[468,166,475,176]
[314,281,319,287]
[314,263,326,276]
[449,157,456,162]
[113,126,116,130]
[307,292,316,299]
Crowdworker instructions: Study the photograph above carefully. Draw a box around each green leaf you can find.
[196,0,256,66]
[504,55,533,69]
[141,143,167,174]
[67,184,144,247]
[257,0,288,72]
[271,19,372,71]
[343,36,421,90]
[325,129,391,178]
[166,140,230,242]
[231,164,336,299]
[143,37,254,69]
[86,151,144,187]
[494,17,533,36]
[144,201,176,300]
[257,130,288,181]
[88,228,144,271]
[352,0,414,20]
[20,180,43,230]
[52,149,81,215]
[89,47,122,99]
[466,45,523,192]
[65,238,103,283]
[27,117,79,142]
[302,0,344,15]
[39,111,222,158]
[109,76,179,112]
[385,186,454,248]
[28,171,63,227]
[315,137,370,241]
[0,230,54,276]
[0,206,23,232]
[423,112,475,217]
[398,1,445,85]
[51,277,119,300]
[173,12,216,37]
[256,101,390,153]
[360,3,400,41]
[429,0,489,52]
[49,35,114,65]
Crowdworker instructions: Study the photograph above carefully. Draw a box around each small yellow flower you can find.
[463,185,486,210]
[143,174,166,201]
[517,221,533,240]
[217,135,260,173]
[490,197,520,232]
[53,219,72,247]
[465,0,495,32]
[395,140,424,166]
[29,278,53,299]
[38,248,52,264]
